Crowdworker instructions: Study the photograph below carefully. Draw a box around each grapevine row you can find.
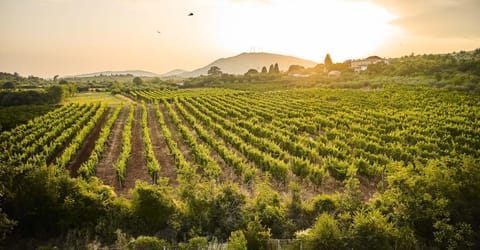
[162,98,223,180]
[115,103,134,187]
[153,101,194,181]
[78,104,123,179]
[55,104,107,168]
[141,101,160,183]
[173,98,249,179]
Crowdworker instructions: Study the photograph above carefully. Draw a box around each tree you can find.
[300,213,342,250]
[1,82,15,89]
[132,77,143,86]
[208,66,222,75]
[53,75,59,82]
[58,79,68,85]
[261,66,268,74]
[274,63,280,73]
[324,53,333,70]
[151,77,161,84]
[379,158,480,249]
[244,217,271,250]
[245,69,259,76]
[268,64,274,74]
[348,210,398,250]
[210,183,246,239]
[130,181,176,234]
[47,85,64,104]
[287,65,305,74]
[228,230,248,250]
[249,177,293,238]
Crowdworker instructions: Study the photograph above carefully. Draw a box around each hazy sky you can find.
[0,0,479,77]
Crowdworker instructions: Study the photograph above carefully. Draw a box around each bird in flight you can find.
[157,31,161,34]
[188,12,194,16]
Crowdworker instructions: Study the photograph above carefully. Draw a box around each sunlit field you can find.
[65,92,130,105]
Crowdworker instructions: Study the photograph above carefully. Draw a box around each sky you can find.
[0,0,479,78]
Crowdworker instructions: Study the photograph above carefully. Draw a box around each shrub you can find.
[301,213,342,250]
[228,230,247,250]
[128,236,168,250]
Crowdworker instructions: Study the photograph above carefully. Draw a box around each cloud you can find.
[353,0,480,38]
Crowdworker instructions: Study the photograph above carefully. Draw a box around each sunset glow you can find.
[216,0,397,62]
[0,0,478,77]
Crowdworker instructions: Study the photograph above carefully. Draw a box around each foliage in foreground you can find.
[1,156,479,249]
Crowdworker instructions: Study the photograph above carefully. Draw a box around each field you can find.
[64,92,131,105]
[2,85,479,248]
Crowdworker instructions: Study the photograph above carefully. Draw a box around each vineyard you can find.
[2,86,479,193]
[2,85,480,248]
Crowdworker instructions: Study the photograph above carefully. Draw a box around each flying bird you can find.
[157,31,161,34]
[188,12,194,16]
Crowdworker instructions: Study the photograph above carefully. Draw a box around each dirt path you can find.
[96,105,129,190]
[147,104,177,186]
[68,107,110,177]
[159,102,195,164]
[120,104,150,196]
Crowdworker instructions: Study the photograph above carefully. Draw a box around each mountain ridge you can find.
[68,70,161,78]
[68,52,319,78]
[179,52,318,77]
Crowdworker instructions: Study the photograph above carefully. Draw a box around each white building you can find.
[351,56,388,72]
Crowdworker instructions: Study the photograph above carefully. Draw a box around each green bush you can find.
[347,210,397,250]
[130,181,176,234]
[311,194,338,214]
[228,230,247,250]
[128,236,168,250]
[301,213,342,250]
[244,218,271,250]
[178,236,208,250]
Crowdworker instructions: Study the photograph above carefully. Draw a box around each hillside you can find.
[160,69,189,77]
[179,52,318,77]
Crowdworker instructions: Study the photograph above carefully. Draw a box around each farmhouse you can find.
[351,56,388,72]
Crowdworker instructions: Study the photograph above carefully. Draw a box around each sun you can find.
[215,0,397,62]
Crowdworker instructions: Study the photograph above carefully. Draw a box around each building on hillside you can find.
[351,56,388,73]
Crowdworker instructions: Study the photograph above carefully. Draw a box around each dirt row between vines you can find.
[96,105,129,191]
[67,107,111,177]
[90,100,354,201]
[119,104,150,196]
[159,102,196,164]
[146,103,177,186]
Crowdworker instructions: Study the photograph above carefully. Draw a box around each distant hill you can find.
[160,69,189,77]
[71,70,161,78]
[67,52,319,78]
[178,52,318,77]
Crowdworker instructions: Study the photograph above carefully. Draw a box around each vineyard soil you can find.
[96,105,129,190]
[68,107,110,177]
[146,104,178,186]
[121,104,150,195]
